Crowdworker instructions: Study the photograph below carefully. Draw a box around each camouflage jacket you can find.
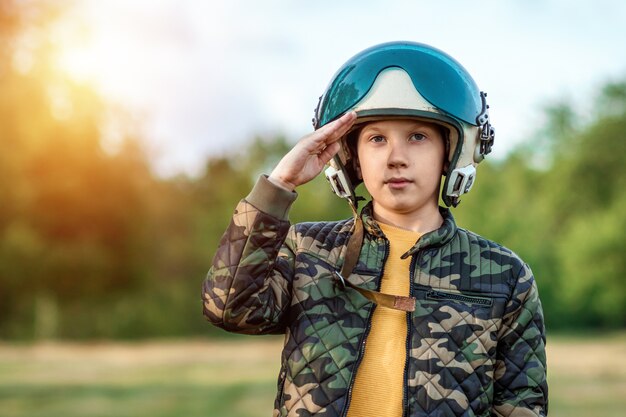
[202,176,548,417]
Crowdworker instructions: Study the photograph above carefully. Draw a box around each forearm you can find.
[202,175,298,334]
[493,264,548,415]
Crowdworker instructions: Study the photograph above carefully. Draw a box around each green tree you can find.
[456,80,626,329]
[0,0,157,339]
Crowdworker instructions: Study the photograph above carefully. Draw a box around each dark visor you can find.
[317,41,483,127]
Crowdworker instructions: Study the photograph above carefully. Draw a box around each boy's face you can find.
[356,119,446,218]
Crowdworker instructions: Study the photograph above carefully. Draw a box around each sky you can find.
[54,0,626,177]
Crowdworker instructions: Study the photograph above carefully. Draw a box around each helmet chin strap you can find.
[330,192,417,312]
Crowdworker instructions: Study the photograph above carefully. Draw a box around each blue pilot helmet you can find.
[314,41,495,207]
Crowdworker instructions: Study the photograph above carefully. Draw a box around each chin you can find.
[379,200,424,214]
[379,192,440,212]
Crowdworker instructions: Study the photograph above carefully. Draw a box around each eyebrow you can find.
[406,121,438,131]
[360,126,381,135]
[360,122,437,135]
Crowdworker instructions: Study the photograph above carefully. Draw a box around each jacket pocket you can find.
[409,288,504,411]
[414,286,507,331]
[425,289,493,307]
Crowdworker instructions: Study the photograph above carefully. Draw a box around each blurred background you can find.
[0,0,624,416]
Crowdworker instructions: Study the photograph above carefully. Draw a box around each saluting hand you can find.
[269,111,357,191]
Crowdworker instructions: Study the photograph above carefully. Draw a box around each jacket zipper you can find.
[402,253,418,417]
[426,289,493,306]
[342,307,374,416]
[341,239,389,417]
[276,362,287,410]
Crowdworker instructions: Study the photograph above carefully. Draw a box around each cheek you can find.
[423,140,446,167]
[359,165,375,189]
[430,150,445,173]
[356,151,381,183]
[411,146,445,182]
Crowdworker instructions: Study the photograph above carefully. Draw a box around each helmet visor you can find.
[317,42,483,127]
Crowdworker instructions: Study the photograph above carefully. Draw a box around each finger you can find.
[323,111,356,136]
[297,111,356,155]
[316,111,357,142]
[318,141,341,165]
[327,111,357,142]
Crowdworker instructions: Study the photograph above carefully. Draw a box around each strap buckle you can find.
[332,270,347,290]
[333,270,416,312]
[332,213,416,312]
[476,91,495,156]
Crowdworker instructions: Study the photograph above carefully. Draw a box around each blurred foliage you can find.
[455,81,626,330]
[0,0,624,339]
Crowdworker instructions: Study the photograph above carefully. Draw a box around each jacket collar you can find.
[360,201,457,257]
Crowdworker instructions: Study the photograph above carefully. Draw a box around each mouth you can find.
[384,177,413,189]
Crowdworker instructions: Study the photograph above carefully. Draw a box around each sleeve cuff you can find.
[246,175,298,220]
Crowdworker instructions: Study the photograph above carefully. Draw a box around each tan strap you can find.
[336,214,416,313]
[339,215,364,280]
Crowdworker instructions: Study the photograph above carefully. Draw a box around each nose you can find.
[387,139,408,168]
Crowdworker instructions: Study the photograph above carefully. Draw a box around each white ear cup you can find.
[446,165,477,199]
[324,164,353,200]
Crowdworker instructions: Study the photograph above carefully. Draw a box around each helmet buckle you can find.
[324,165,352,200]
[477,91,495,155]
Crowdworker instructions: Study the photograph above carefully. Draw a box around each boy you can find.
[202,41,548,417]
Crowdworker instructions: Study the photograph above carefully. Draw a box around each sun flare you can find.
[51,7,146,104]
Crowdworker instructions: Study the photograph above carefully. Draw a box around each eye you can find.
[369,135,386,143]
[409,133,427,142]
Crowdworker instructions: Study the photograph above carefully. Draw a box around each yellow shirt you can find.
[347,222,421,417]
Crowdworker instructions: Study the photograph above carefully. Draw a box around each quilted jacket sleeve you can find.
[493,263,548,416]
[201,175,298,335]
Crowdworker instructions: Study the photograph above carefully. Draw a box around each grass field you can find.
[0,333,624,417]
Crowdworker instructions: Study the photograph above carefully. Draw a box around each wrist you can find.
[268,174,296,192]
[247,175,297,220]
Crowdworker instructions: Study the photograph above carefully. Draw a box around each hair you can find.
[345,126,363,182]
